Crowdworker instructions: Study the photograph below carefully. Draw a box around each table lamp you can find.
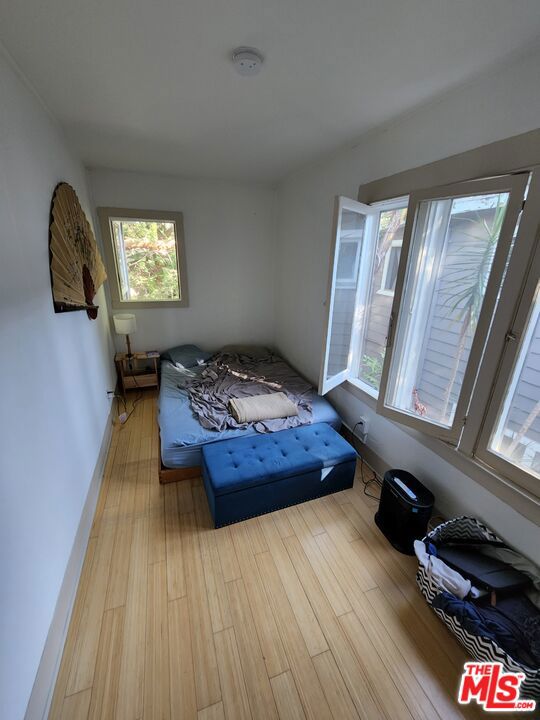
[113,313,137,358]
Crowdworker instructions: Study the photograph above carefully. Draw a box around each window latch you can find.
[386,312,395,349]
[505,330,518,342]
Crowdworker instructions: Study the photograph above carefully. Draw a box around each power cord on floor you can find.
[115,360,144,425]
[360,457,382,501]
[115,391,127,417]
[351,421,382,501]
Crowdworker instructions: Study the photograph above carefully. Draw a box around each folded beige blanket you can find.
[229,392,298,424]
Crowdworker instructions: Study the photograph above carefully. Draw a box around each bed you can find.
[157,347,341,483]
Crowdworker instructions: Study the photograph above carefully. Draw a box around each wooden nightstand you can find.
[115,351,160,395]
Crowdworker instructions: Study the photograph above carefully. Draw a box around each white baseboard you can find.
[24,406,114,720]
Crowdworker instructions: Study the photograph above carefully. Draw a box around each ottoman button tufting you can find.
[201,423,356,527]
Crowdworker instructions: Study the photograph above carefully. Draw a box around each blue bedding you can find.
[158,359,341,468]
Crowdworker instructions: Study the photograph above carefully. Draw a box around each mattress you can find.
[158,360,342,468]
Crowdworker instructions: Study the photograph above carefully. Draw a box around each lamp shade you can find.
[113,313,137,335]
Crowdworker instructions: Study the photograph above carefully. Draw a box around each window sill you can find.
[424,435,540,525]
[345,378,378,406]
[111,299,188,310]
[342,380,540,525]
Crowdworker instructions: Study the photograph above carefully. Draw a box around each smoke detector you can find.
[232,47,264,76]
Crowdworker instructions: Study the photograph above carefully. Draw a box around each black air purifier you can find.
[375,469,434,555]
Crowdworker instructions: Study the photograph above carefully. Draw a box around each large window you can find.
[489,285,540,479]
[474,203,540,497]
[380,178,518,441]
[98,207,188,309]
[321,170,540,498]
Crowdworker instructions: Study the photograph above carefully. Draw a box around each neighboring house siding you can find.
[363,294,392,361]
[414,213,488,422]
[504,321,540,446]
[360,225,405,378]
[327,287,355,375]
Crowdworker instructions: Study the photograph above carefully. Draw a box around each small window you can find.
[98,208,188,309]
[336,239,362,289]
[378,240,402,296]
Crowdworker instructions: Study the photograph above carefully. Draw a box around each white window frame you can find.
[468,174,540,497]
[335,238,362,289]
[98,207,189,310]
[319,196,378,395]
[377,239,402,297]
[320,195,409,397]
[320,170,540,508]
[376,173,529,445]
[319,195,408,398]
[350,196,408,398]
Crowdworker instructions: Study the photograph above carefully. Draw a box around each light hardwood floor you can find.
[49,391,488,720]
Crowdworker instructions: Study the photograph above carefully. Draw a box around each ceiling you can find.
[1,0,540,183]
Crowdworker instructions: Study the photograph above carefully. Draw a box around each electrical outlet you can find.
[354,417,369,443]
[106,390,115,399]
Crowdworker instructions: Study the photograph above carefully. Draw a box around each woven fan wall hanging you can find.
[49,182,107,319]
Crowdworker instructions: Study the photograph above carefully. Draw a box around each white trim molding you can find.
[24,407,114,720]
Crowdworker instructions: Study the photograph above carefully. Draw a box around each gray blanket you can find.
[181,350,313,433]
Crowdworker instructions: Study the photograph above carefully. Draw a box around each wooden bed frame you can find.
[159,462,201,484]
[157,424,201,483]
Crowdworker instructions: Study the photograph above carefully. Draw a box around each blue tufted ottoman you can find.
[201,423,357,527]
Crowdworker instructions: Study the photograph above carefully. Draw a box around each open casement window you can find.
[319,197,378,394]
[474,219,540,497]
[377,173,529,444]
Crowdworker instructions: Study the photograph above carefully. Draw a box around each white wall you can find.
[2,36,539,720]
[88,169,276,353]
[0,51,115,720]
[275,46,540,560]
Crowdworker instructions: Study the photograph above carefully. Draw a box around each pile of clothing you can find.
[415,538,540,669]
